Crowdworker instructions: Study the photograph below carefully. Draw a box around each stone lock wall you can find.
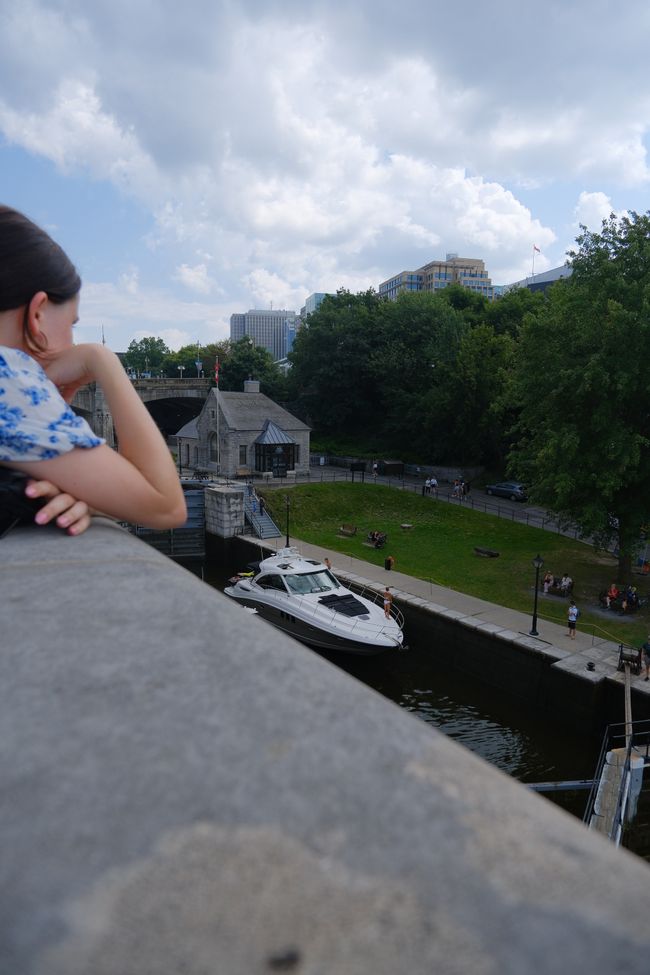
[204,484,245,538]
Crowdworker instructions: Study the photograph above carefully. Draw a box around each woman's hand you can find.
[25,479,93,535]
[35,344,100,403]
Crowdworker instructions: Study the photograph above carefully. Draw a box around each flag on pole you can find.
[214,357,219,384]
[533,244,540,253]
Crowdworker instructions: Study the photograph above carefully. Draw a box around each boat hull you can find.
[224,547,404,655]
[224,589,400,655]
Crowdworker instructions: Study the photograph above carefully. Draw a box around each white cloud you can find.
[78,280,231,351]
[1,0,649,348]
[119,267,139,294]
[174,263,215,295]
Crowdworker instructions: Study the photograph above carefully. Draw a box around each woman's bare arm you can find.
[11,345,187,528]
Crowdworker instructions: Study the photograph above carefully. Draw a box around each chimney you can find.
[244,378,260,393]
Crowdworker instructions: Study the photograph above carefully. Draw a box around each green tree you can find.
[486,286,544,337]
[510,211,650,578]
[427,325,514,464]
[220,337,287,400]
[370,291,469,457]
[288,290,381,434]
[437,283,490,327]
[123,336,170,374]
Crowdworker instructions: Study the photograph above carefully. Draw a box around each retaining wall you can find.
[2,521,650,974]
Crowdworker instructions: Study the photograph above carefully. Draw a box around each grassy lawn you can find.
[261,483,650,648]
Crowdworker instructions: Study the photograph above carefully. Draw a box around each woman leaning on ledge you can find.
[0,205,186,534]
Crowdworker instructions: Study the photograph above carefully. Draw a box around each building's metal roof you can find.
[254,419,295,445]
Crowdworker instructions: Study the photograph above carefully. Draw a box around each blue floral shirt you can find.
[0,347,104,461]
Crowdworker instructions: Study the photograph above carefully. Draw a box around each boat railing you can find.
[349,583,406,631]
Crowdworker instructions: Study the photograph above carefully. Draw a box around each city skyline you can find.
[1,0,648,351]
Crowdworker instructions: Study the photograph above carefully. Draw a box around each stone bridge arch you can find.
[72,378,211,447]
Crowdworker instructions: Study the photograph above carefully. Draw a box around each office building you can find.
[230,309,298,362]
[379,254,494,301]
[300,292,332,317]
[505,264,572,294]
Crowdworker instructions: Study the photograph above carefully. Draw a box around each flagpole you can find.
[531,244,540,279]
[215,356,220,475]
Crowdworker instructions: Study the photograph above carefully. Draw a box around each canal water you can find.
[196,555,601,824]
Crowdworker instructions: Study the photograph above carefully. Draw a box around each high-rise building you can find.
[379,254,494,301]
[300,292,332,317]
[230,309,298,362]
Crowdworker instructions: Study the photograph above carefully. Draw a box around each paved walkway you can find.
[252,534,650,695]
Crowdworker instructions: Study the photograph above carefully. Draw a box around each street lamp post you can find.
[285,494,290,548]
[529,553,544,636]
[178,365,185,380]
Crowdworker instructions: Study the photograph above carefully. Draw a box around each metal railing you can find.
[583,718,650,844]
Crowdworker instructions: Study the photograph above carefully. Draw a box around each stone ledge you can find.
[2,522,650,973]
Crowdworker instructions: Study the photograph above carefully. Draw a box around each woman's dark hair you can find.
[0,205,81,351]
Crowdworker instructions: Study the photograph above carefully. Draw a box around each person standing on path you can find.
[567,600,579,639]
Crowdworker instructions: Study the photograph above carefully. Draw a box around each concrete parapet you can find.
[2,521,650,973]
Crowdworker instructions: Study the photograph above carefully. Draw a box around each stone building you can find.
[175,379,310,478]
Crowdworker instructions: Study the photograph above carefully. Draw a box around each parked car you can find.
[484,481,528,502]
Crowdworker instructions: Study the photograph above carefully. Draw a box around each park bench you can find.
[365,531,387,549]
[542,577,574,597]
[598,590,646,614]
[474,546,499,558]
[339,524,357,537]
[235,467,251,479]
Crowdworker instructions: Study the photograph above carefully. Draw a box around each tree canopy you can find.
[287,287,512,464]
[123,336,170,373]
[510,211,650,577]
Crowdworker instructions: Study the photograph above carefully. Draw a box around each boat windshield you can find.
[285,570,340,595]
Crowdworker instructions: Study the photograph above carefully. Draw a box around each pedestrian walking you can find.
[259,497,266,517]
[430,475,438,498]
[567,600,579,639]
[425,477,431,494]
[251,496,257,514]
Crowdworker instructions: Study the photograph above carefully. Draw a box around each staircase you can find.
[244,494,282,539]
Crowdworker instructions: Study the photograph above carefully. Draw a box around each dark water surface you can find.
[320,643,602,821]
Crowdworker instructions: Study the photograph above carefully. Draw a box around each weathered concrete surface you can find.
[2,520,650,974]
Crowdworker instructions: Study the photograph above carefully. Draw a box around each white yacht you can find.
[224,547,404,655]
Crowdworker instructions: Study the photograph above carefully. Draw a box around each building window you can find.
[239,444,248,465]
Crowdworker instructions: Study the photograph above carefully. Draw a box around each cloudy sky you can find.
[1,0,649,351]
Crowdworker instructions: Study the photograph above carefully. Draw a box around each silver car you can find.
[484,481,528,502]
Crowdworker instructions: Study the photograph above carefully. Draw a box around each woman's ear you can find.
[26,292,49,341]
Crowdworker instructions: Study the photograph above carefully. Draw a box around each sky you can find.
[1,0,649,352]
